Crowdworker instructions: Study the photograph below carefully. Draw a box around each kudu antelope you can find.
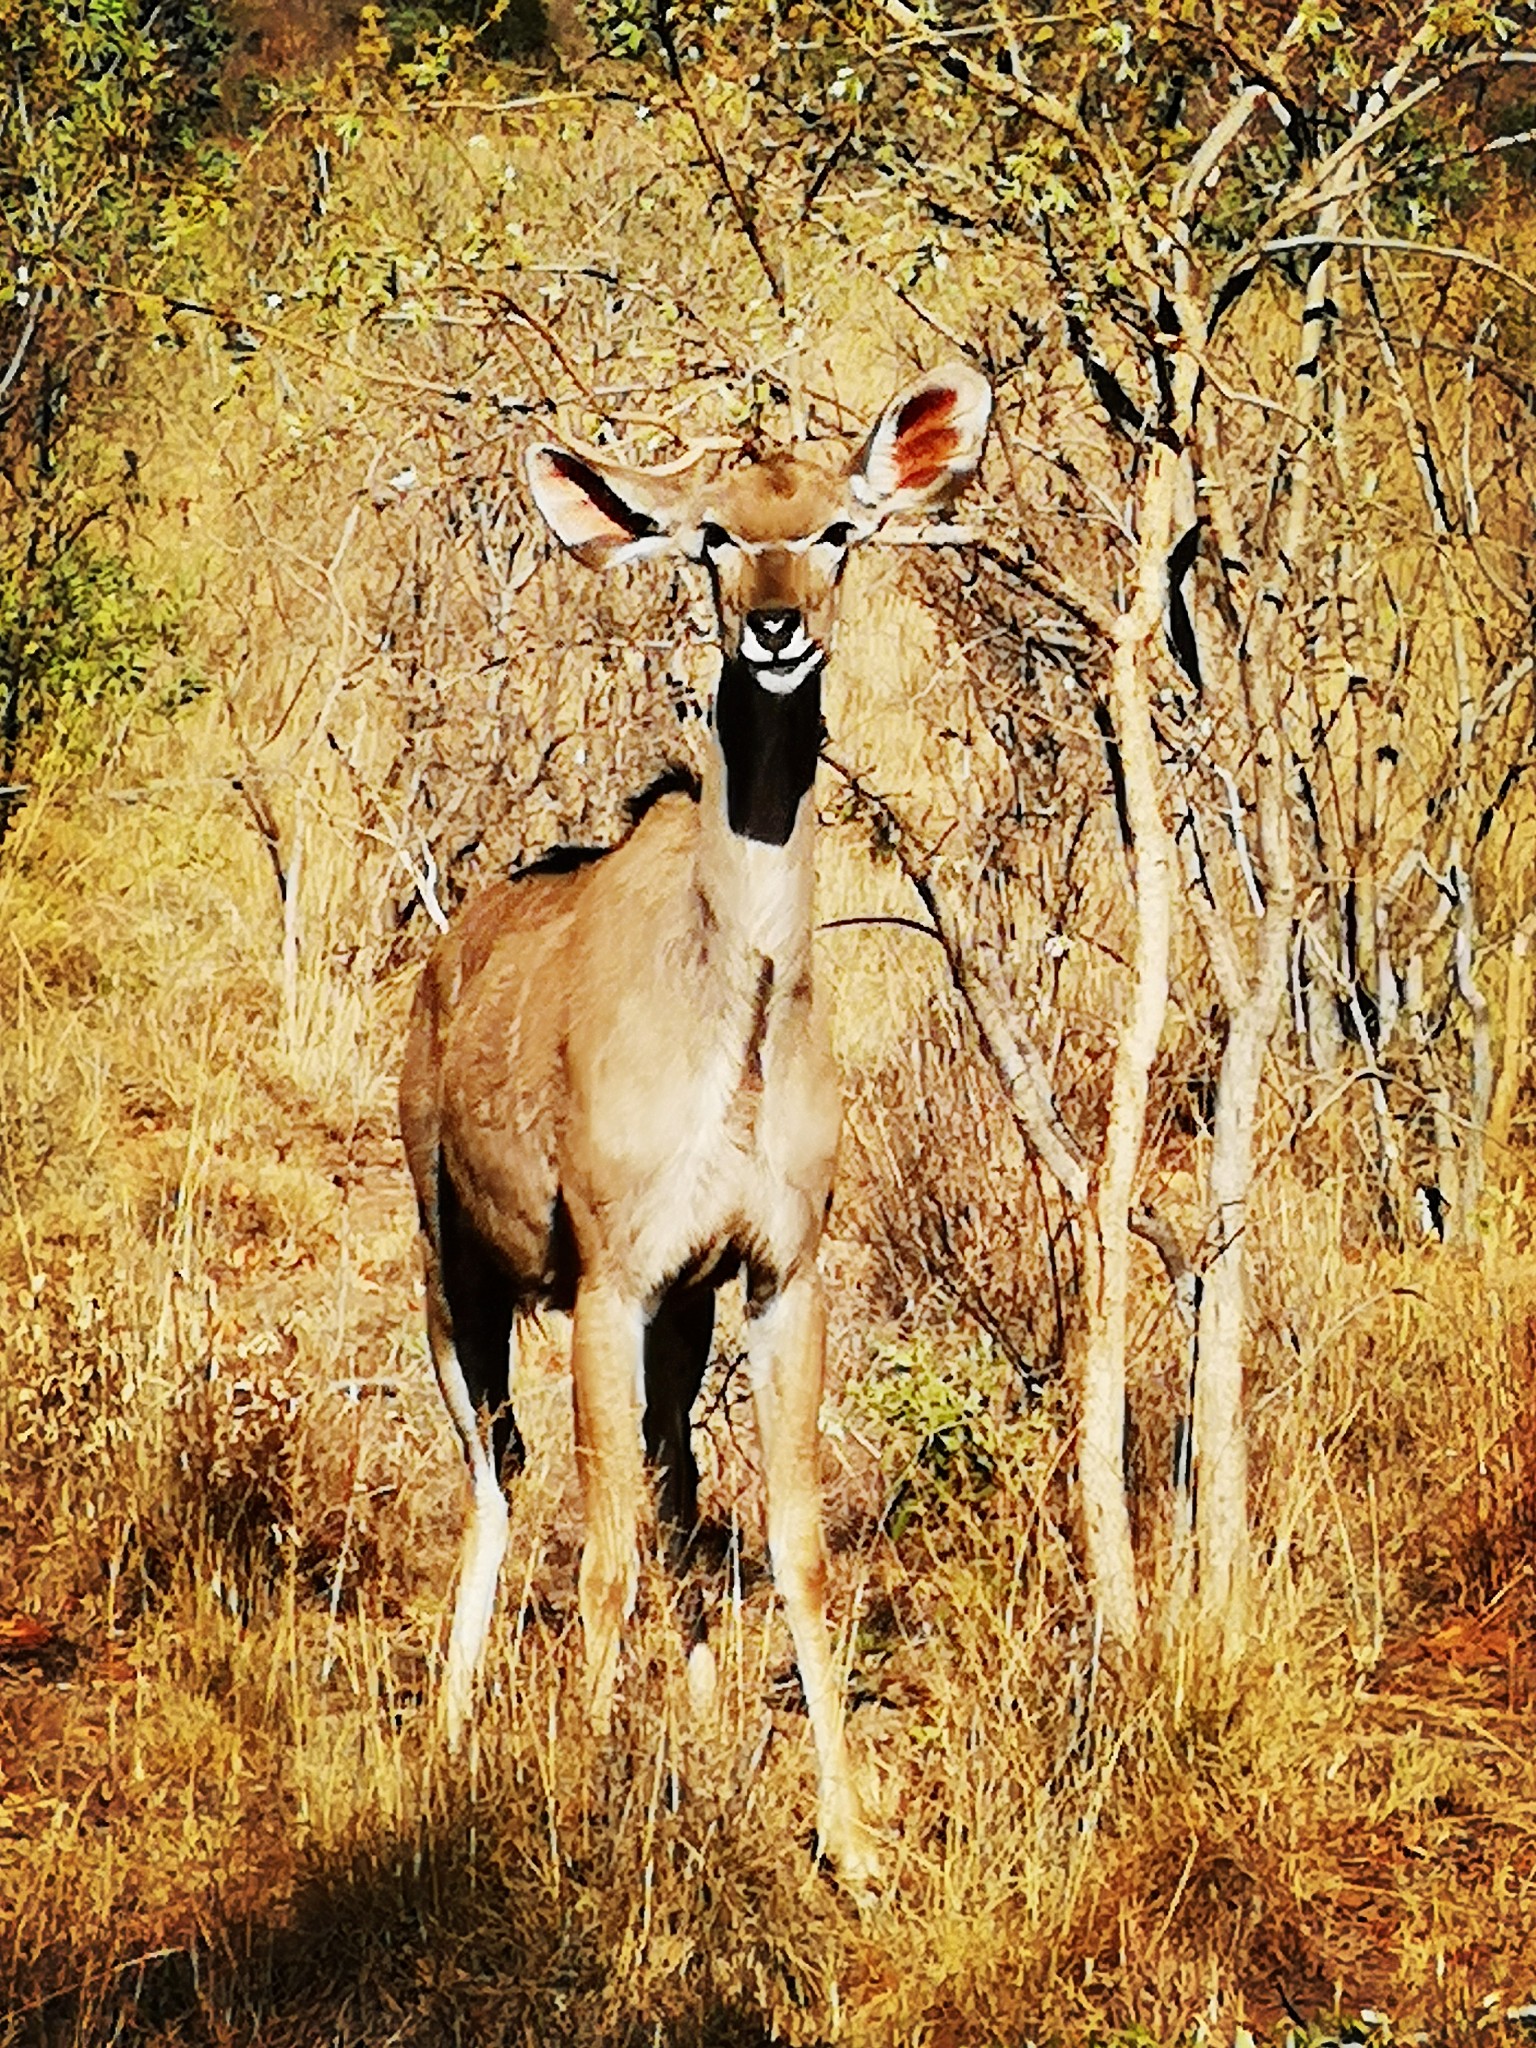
[399,362,991,1879]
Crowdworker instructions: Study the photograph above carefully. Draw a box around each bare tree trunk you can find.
[1179,183,1339,1651]
[1451,860,1492,1240]
[1079,417,1182,1651]
[1403,914,1456,1230]
[1192,931,1285,1646]
[281,780,306,1055]
[1177,615,1295,1650]
[1490,913,1534,1156]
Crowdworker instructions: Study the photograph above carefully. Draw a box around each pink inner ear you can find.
[895,430,961,492]
[896,386,957,438]
[891,389,963,492]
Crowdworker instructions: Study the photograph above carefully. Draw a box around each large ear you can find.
[525,445,690,568]
[849,362,992,521]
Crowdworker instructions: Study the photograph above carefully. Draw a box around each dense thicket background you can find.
[1,2,1536,2041]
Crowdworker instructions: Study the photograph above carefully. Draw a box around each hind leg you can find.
[642,1281,715,1536]
[429,1180,523,1750]
[643,1281,717,1704]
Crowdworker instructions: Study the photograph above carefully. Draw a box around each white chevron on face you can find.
[754,648,823,695]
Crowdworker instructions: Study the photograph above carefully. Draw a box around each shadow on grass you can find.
[5,1782,836,2048]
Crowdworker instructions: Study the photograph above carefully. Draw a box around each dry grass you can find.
[3,80,1536,2048]
[6,722,1536,2046]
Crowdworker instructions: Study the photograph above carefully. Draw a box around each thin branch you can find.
[1172,83,1268,223]
[1259,235,1536,305]
[1214,763,1266,918]
[57,270,496,404]
[823,754,1192,1289]
[818,912,946,941]
[651,0,783,303]
[0,296,40,410]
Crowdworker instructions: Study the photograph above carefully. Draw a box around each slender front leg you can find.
[570,1275,647,1730]
[747,1269,881,1884]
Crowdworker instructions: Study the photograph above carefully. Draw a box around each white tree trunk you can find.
[1490,914,1534,1156]
[1078,422,1181,1650]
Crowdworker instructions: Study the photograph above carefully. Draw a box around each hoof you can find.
[440,1683,471,1757]
[820,1807,885,1896]
[686,1639,718,1715]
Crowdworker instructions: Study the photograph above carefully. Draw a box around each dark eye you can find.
[818,521,854,549]
[700,522,734,555]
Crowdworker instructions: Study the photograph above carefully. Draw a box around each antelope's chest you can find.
[567,965,838,1288]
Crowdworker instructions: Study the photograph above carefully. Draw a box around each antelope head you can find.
[525,363,992,839]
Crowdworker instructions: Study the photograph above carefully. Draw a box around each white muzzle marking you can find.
[754,648,823,695]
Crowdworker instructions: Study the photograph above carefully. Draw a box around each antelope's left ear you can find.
[849,362,992,522]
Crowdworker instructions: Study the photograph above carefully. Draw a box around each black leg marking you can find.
[643,1281,716,1536]
[438,1162,526,1480]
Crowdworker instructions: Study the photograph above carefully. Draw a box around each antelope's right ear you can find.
[525,445,686,568]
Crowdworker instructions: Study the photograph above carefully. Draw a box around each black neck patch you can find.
[714,656,824,845]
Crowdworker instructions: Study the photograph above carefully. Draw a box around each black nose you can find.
[746,608,799,652]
